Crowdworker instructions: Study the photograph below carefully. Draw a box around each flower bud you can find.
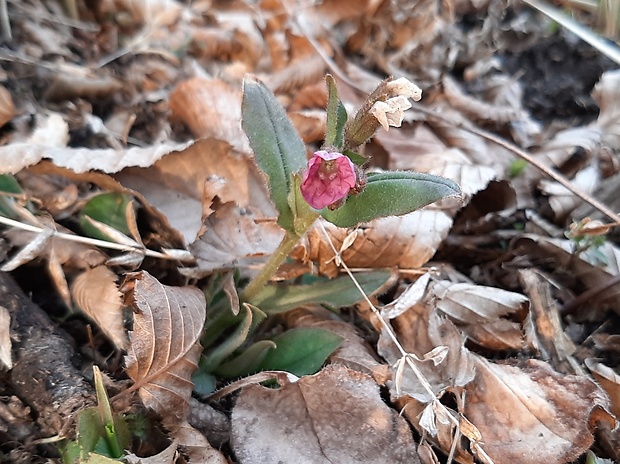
[300,150,357,210]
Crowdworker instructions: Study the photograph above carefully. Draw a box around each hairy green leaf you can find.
[322,171,461,228]
[257,327,343,376]
[241,76,307,232]
[325,75,348,149]
[250,269,393,314]
[214,340,277,378]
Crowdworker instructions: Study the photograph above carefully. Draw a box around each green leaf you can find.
[0,174,22,219]
[325,75,348,149]
[249,269,393,314]
[202,303,266,372]
[192,369,217,396]
[322,171,461,228]
[241,76,307,232]
[257,327,343,376]
[214,340,277,378]
[80,192,134,241]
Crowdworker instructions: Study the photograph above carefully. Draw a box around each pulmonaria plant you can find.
[240,74,461,300]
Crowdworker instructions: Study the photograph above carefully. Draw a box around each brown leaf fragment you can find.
[428,280,529,351]
[0,85,15,128]
[123,271,206,423]
[0,306,12,370]
[185,201,284,277]
[586,359,620,419]
[519,269,576,372]
[170,421,227,464]
[464,358,613,464]
[71,266,128,350]
[231,364,421,464]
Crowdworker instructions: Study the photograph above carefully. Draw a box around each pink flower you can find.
[300,150,356,209]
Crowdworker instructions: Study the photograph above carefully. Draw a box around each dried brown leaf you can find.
[378,301,476,402]
[464,358,613,464]
[185,201,283,277]
[295,211,453,277]
[71,266,128,350]
[428,280,529,350]
[586,359,620,419]
[169,78,248,152]
[231,364,421,463]
[116,138,275,244]
[124,271,206,422]
[0,306,12,370]
[170,421,227,464]
[592,69,620,149]
[0,85,15,128]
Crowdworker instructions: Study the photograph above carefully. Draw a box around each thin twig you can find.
[0,216,182,261]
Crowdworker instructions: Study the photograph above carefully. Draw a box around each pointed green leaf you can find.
[214,340,277,378]
[257,327,343,376]
[250,269,393,314]
[80,192,134,241]
[242,76,307,232]
[322,171,461,228]
[325,75,348,149]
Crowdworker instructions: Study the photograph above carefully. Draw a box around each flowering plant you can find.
[241,75,460,299]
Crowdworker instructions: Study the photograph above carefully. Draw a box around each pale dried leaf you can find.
[116,138,275,244]
[71,266,128,350]
[170,78,249,152]
[0,85,15,128]
[592,69,620,149]
[534,126,602,168]
[185,201,284,277]
[539,164,601,218]
[465,357,612,464]
[231,364,421,463]
[378,301,476,402]
[125,443,177,464]
[382,272,432,319]
[296,212,453,277]
[0,306,12,370]
[124,271,206,422]
[1,229,54,272]
[586,359,620,419]
[170,421,227,464]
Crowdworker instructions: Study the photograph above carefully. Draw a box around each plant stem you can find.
[241,231,303,302]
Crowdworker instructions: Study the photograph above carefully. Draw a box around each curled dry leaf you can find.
[71,265,128,350]
[464,357,614,464]
[592,69,620,149]
[585,359,620,419]
[378,300,476,403]
[231,364,421,464]
[169,421,227,464]
[185,201,284,277]
[170,78,249,152]
[123,271,206,423]
[295,212,454,277]
[428,280,529,351]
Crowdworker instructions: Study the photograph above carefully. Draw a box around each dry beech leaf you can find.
[124,271,206,422]
[295,212,453,277]
[170,78,249,152]
[378,301,476,403]
[0,306,12,370]
[464,357,613,464]
[0,118,192,175]
[185,200,284,278]
[539,164,600,219]
[428,280,529,351]
[117,138,275,244]
[71,265,128,350]
[170,421,227,464]
[231,364,421,463]
[585,359,620,419]
[592,69,620,149]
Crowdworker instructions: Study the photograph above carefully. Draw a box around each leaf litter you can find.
[0,0,619,463]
